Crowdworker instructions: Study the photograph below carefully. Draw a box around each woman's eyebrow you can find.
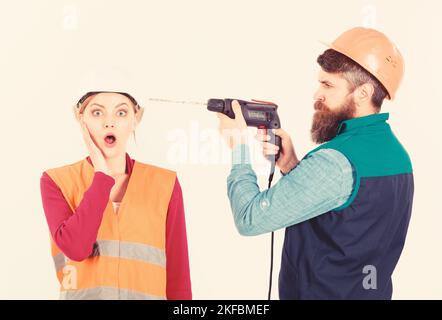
[90,102,129,109]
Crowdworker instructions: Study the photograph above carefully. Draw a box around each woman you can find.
[40,89,192,300]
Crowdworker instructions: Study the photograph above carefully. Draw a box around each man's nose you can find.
[313,89,325,102]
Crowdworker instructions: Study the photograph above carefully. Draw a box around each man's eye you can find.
[117,110,127,117]
[92,110,103,116]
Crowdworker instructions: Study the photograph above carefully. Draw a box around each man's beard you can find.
[310,96,356,144]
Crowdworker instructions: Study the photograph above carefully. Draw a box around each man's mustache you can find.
[314,101,328,112]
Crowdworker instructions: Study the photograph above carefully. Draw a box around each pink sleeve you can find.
[40,171,115,262]
[166,177,192,300]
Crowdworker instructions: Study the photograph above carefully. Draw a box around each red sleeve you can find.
[166,177,192,300]
[40,171,115,262]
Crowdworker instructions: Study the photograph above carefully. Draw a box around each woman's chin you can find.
[102,147,121,158]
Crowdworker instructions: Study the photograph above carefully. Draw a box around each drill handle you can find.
[271,133,282,163]
[266,128,281,168]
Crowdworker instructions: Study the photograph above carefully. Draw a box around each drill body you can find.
[207,98,282,163]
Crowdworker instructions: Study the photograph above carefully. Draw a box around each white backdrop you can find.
[0,0,440,299]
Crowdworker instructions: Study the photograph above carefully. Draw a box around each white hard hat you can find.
[73,67,144,122]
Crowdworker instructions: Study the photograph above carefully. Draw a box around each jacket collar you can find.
[337,113,389,135]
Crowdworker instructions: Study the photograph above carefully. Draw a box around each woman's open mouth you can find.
[104,134,117,148]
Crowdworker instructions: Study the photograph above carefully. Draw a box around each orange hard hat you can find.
[322,27,404,100]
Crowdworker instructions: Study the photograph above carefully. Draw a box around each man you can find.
[217,27,414,299]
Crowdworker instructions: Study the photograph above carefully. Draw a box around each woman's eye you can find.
[92,110,103,116]
[117,110,127,117]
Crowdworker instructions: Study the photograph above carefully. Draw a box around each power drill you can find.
[207,98,282,169]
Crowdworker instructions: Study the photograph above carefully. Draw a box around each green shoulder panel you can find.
[303,114,413,210]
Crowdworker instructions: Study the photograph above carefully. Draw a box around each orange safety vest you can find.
[45,158,176,299]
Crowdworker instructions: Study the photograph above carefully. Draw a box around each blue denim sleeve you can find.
[227,144,354,236]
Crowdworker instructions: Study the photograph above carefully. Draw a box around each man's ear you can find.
[355,83,374,104]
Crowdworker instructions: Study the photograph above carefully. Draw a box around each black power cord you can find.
[268,230,275,300]
[267,163,276,300]
[260,127,281,300]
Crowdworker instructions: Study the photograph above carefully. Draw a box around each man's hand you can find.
[256,128,299,174]
[217,100,248,149]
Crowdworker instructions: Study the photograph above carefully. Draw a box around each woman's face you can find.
[81,92,137,159]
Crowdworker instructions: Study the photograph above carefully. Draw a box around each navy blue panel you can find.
[279,173,414,300]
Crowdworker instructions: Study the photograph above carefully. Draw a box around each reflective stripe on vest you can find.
[59,287,165,300]
[52,240,166,272]
[46,158,176,299]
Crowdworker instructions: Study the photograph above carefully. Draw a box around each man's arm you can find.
[227,145,354,236]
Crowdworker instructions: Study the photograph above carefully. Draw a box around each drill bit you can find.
[147,98,207,107]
